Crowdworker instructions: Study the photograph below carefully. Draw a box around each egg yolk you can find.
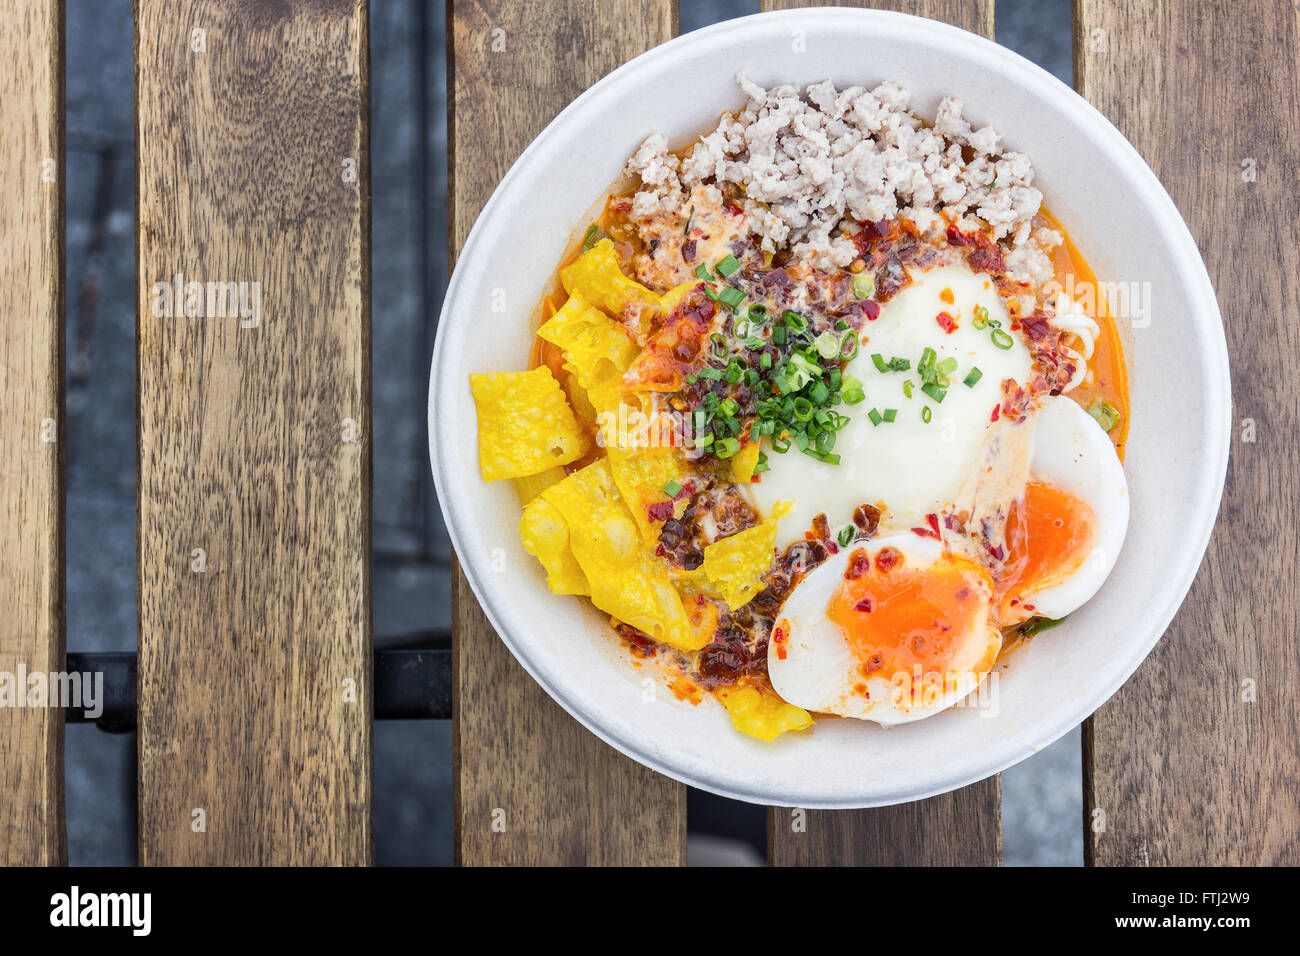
[828,549,994,682]
[998,479,1096,621]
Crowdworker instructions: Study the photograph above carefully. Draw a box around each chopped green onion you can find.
[867,407,884,427]
[903,380,914,399]
[801,448,840,464]
[693,263,713,281]
[837,525,856,547]
[840,331,859,361]
[871,353,890,373]
[661,479,681,497]
[582,224,604,250]
[759,352,773,370]
[783,311,807,332]
[990,329,1014,350]
[963,367,983,387]
[715,437,741,459]
[696,367,722,381]
[889,357,910,372]
[921,382,947,403]
[1086,398,1122,433]
[748,304,767,322]
[715,254,741,277]
[718,285,746,309]
[841,376,866,405]
[936,357,958,378]
[771,325,787,345]
[972,304,989,330]
[754,452,770,474]
[814,331,841,360]
[882,408,897,422]
[1018,615,1067,637]
[792,397,814,422]
[769,434,791,454]
[851,273,876,300]
[921,405,932,424]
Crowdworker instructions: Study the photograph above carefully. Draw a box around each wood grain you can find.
[1077,0,1300,864]
[760,0,992,34]
[448,0,685,866]
[135,0,371,865]
[763,0,1001,867]
[0,0,65,867]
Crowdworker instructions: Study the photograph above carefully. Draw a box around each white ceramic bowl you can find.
[429,8,1230,807]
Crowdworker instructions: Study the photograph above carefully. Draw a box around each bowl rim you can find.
[429,6,1231,808]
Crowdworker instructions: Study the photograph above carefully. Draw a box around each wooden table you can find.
[1,0,1294,866]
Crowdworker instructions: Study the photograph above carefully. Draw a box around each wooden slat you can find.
[1077,0,1300,865]
[762,0,992,33]
[135,0,371,865]
[0,0,65,867]
[763,0,1001,867]
[449,0,685,866]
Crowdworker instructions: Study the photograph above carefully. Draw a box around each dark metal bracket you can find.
[63,631,452,732]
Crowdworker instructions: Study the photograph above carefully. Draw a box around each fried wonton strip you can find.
[658,278,703,316]
[541,459,705,652]
[606,446,687,546]
[716,685,813,742]
[514,466,568,506]
[469,367,588,481]
[559,238,660,331]
[538,293,638,391]
[519,496,589,596]
[688,501,792,610]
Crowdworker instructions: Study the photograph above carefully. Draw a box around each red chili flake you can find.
[985,542,1006,561]
[1023,603,1036,613]
[854,598,874,613]
[990,404,1001,422]
[936,311,957,334]
[646,501,673,522]
[725,202,744,217]
[863,299,881,321]
[777,646,787,660]
[866,654,884,672]
[946,223,969,246]
[875,546,902,573]
[845,547,871,579]
[911,513,941,539]
[826,541,839,555]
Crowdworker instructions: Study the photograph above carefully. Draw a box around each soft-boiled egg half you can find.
[769,534,1002,723]
[754,263,1129,724]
